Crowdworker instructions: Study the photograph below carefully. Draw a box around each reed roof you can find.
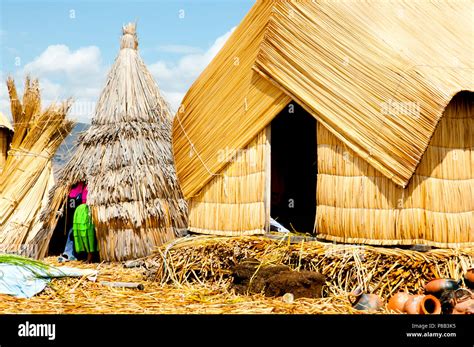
[173,0,473,198]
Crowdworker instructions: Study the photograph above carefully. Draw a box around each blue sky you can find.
[0,0,254,122]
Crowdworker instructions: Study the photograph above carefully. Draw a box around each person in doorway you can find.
[57,228,77,263]
[58,182,86,262]
[73,203,98,263]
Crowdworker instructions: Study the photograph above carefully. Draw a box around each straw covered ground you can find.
[1,235,472,314]
[0,257,360,314]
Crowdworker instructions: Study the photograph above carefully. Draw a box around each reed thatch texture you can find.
[173,0,473,201]
[0,112,13,172]
[188,129,269,235]
[34,23,188,261]
[317,92,473,247]
[172,0,290,199]
[254,1,473,188]
[0,77,73,255]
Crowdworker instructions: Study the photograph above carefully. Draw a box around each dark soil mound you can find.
[232,260,325,298]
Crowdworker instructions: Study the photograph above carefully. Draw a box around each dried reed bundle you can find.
[0,77,74,255]
[35,23,188,261]
[148,236,474,299]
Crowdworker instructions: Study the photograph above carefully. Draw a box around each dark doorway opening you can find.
[48,207,69,256]
[270,102,317,233]
[47,182,90,261]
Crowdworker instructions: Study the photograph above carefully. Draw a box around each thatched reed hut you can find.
[0,112,13,172]
[0,77,73,255]
[172,1,473,248]
[34,23,188,261]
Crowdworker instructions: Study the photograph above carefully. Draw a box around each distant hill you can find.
[53,123,90,172]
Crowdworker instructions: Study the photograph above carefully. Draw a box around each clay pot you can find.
[451,288,474,314]
[404,294,441,314]
[424,279,460,296]
[420,295,442,314]
[452,299,474,314]
[404,295,424,314]
[465,269,474,289]
[351,290,383,312]
[387,292,411,313]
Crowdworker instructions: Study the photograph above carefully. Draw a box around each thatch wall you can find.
[188,129,269,236]
[316,92,473,247]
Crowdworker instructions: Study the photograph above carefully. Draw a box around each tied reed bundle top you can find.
[120,23,138,50]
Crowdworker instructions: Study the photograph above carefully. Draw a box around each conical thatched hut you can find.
[172,1,473,248]
[33,23,187,261]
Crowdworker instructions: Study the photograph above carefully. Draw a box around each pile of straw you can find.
[0,77,73,255]
[2,237,471,314]
[0,257,362,314]
[148,235,474,298]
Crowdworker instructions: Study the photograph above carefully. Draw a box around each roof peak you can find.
[120,22,138,50]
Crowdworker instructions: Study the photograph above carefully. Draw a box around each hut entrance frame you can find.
[269,102,317,233]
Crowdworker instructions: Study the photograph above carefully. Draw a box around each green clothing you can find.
[73,204,97,253]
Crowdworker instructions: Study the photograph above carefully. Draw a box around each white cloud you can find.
[157,45,203,54]
[17,45,106,123]
[150,27,235,112]
[0,71,9,118]
[23,45,102,79]
[162,91,186,112]
[38,78,62,101]
[0,27,235,122]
